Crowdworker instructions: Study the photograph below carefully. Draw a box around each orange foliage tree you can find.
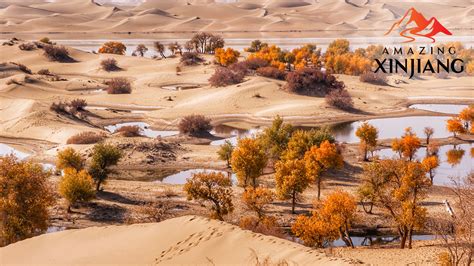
[391,128,421,161]
[355,122,378,161]
[458,105,474,130]
[303,140,343,200]
[0,156,55,246]
[359,159,431,249]
[241,186,274,220]
[183,172,233,220]
[446,118,466,137]
[446,148,465,166]
[231,138,267,188]
[98,41,126,55]
[422,156,439,183]
[215,47,240,66]
[291,44,321,70]
[247,45,286,70]
[274,159,311,214]
[291,190,357,248]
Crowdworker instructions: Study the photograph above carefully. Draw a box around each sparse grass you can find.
[43,45,72,62]
[66,131,107,144]
[359,71,388,85]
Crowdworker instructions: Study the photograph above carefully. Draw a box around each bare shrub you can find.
[209,67,245,87]
[116,125,141,137]
[244,58,269,70]
[69,98,87,112]
[180,52,204,66]
[239,216,284,238]
[325,88,354,110]
[256,66,286,80]
[228,61,249,75]
[43,45,71,62]
[107,77,131,94]
[359,71,388,85]
[137,201,172,222]
[10,62,32,74]
[66,131,106,144]
[50,101,68,114]
[37,69,51,75]
[285,68,344,96]
[100,58,120,71]
[178,114,212,136]
[19,42,36,51]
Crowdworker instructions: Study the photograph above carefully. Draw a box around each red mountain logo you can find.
[385,7,452,43]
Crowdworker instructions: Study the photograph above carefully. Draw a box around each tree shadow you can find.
[86,202,127,223]
[96,191,145,205]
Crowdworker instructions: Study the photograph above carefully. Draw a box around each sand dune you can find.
[0,215,354,265]
[0,0,471,37]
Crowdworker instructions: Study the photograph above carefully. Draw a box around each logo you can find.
[384,7,452,43]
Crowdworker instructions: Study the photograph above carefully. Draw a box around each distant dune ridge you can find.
[0,215,354,265]
[0,0,471,37]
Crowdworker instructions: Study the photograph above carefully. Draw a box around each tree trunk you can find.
[95,180,101,191]
[400,229,407,249]
[407,227,413,249]
[361,200,373,214]
[317,178,321,200]
[291,190,296,214]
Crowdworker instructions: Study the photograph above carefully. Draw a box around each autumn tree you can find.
[303,140,343,200]
[258,115,294,161]
[355,122,378,161]
[325,39,350,58]
[190,32,224,54]
[446,148,465,166]
[391,127,421,161]
[422,156,439,183]
[217,140,234,167]
[58,168,95,212]
[154,41,166,58]
[246,40,268,52]
[0,156,55,246]
[215,47,240,66]
[241,186,274,220]
[184,172,233,220]
[424,127,434,145]
[88,143,122,191]
[292,190,357,248]
[98,41,126,55]
[447,118,466,137]
[359,159,431,248]
[458,105,474,130]
[247,45,286,70]
[134,44,148,57]
[231,138,267,188]
[56,147,84,171]
[282,128,335,161]
[275,159,311,214]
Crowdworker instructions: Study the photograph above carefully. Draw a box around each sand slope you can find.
[0,0,471,37]
[0,215,354,265]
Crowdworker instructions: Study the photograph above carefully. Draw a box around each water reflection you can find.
[210,126,262,146]
[332,234,436,247]
[0,143,30,159]
[111,168,237,184]
[104,122,179,138]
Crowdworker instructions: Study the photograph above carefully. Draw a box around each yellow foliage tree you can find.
[248,45,285,70]
[355,122,378,161]
[241,186,274,220]
[458,105,473,130]
[215,47,240,66]
[183,172,233,220]
[231,138,267,188]
[446,118,466,137]
[303,140,343,200]
[59,168,95,212]
[98,41,126,55]
[274,159,311,214]
[56,147,84,171]
[422,155,439,183]
[0,156,55,246]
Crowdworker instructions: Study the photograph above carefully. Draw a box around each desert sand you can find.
[0,0,472,39]
[0,215,354,265]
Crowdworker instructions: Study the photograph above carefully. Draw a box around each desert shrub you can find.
[39,37,52,44]
[19,42,36,51]
[359,71,388,85]
[256,66,286,80]
[50,101,68,113]
[325,88,354,110]
[100,58,120,71]
[43,45,71,62]
[180,52,204,65]
[244,58,269,70]
[88,143,122,191]
[178,114,212,136]
[228,61,249,75]
[107,77,132,94]
[37,69,51,75]
[98,41,126,55]
[286,68,344,96]
[0,155,55,246]
[184,172,233,220]
[66,131,106,144]
[56,147,84,171]
[70,98,87,112]
[116,125,141,137]
[209,67,245,87]
[239,216,283,238]
[58,168,95,211]
[16,63,32,74]
[134,44,148,57]
[217,140,234,167]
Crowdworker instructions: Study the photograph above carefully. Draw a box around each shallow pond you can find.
[210,125,262,146]
[111,168,237,184]
[375,143,473,185]
[0,143,31,159]
[409,104,468,114]
[332,234,436,247]
[104,122,179,138]
[332,116,452,143]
